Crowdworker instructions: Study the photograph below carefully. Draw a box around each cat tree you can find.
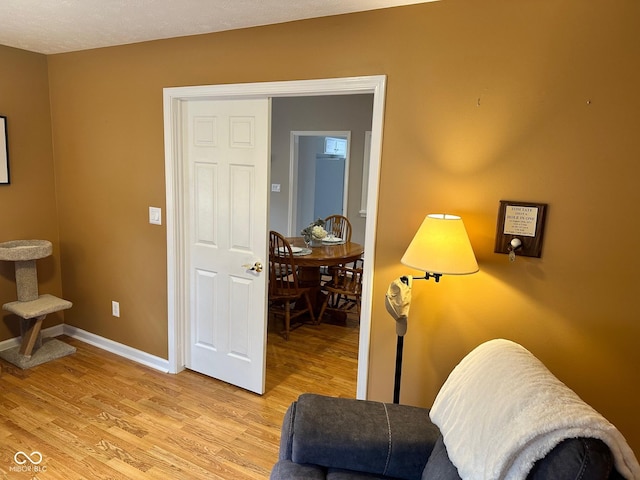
[0,239,75,368]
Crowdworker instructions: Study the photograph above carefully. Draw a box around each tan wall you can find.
[0,46,63,338]
[43,0,640,451]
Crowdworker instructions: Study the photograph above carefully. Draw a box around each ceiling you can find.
[0,0,438,55]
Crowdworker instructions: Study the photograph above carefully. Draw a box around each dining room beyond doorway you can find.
[267,94,373,397]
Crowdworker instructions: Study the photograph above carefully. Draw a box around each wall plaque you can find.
[494,200,547,258]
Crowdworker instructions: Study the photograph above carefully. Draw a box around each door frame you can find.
[163,75,386,399]
[289,130,351,237]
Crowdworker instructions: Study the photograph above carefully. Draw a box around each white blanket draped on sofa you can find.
[430,339,640,480]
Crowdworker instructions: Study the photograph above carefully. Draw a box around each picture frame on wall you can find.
[1,115,9,185]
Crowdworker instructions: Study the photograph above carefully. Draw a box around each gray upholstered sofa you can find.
[271,339,639,480]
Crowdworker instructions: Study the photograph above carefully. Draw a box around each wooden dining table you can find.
[287,237,364,268]
[286,237,364,314]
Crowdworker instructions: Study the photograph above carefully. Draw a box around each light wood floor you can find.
[0,319,359,479]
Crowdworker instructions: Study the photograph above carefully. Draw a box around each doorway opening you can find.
[164,76,386,399]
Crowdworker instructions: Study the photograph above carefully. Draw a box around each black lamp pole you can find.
[393,335,404,404]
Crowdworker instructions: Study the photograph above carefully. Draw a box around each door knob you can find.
[243,261,263,273]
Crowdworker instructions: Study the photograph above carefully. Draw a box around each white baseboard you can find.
[0,323,170,373]
[0,324,65,351]
[63,325,170,372]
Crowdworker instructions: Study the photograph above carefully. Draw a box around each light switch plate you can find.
[149,206,162,225]
[112,300,120,317]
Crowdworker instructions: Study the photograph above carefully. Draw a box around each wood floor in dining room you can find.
[0,318,359,479]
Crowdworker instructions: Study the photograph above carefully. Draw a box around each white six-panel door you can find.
[184,98,270,394]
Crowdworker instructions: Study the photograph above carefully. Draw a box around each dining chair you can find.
[317,261,364,324]
[321,214,354,284]
[320,214,356,283]
[268,231,316,340]
[324,214,352,242]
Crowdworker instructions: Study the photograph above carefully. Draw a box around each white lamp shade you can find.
[401,214,479,275]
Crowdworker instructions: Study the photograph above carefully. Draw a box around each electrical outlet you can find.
[112,301,120,317]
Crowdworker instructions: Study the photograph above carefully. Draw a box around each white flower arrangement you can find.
[301,218,327,242]
[311,225,327,239]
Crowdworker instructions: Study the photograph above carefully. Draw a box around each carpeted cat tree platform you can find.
[0,239,75,369]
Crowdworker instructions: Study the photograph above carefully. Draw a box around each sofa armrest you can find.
[284,393,440,480]
[528,437,617,480]
[278,399,297,461]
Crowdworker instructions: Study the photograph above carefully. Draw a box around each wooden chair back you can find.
[268,231,316,339]
[324,214,352,242]
[268,231,301,298]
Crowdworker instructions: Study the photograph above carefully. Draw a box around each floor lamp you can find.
[385,275,412,404]
[388,214,479,404]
